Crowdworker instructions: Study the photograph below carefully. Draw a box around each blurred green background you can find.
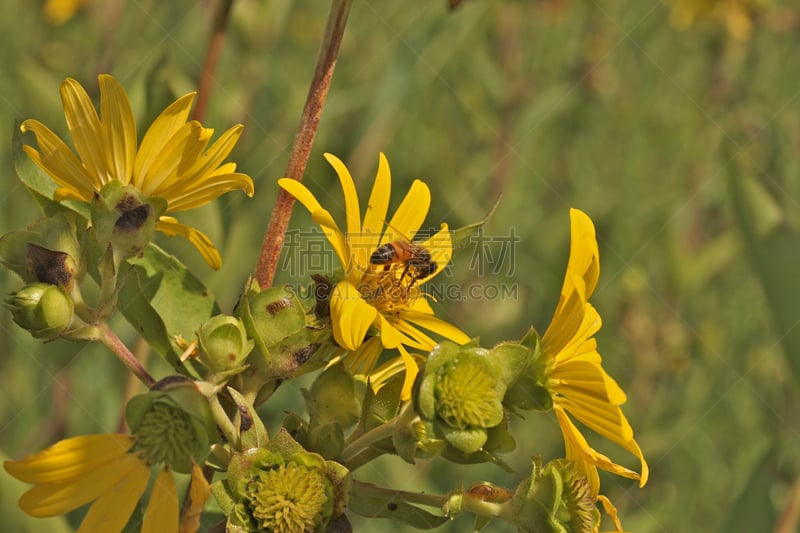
[2,0,800,531]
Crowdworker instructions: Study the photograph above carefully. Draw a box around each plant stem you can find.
[96,324,157,388]
[339,418,396,465]
[206,389,239,446]
[194,0,236,122]
[254,0,352,288]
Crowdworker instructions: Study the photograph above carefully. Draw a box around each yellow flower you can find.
[279,153,469,397]
[20,74,255,269]
[540,208,648,497]
[666,0,764,41]
[43,0,87,25]
[4,434,210,533]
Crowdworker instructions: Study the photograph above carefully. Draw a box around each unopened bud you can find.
[196,315,253,378]
[6,282,73,338]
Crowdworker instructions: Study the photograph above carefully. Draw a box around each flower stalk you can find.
[96,323,157,388]
[194,0,236,123]
[255,0,352,288]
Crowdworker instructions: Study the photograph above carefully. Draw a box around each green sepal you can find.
[307,422,345,460]
[209,479,237,518]
[490,341,534,387]
[0,214,84,288]
[350,375,402,440]
[304,362,361,429]
[90,182,166,266]
[227,386,269,451]
[118,243,219,373]
[13,122,90,219]
[450,196,501,252]
[348,481,448,529]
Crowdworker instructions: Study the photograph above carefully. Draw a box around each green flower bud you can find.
[236,282,326,381]
[126,376,217,474]
[415,341,508,455]
[91,182,166,264]
[212,430,351,533]
[197,315,254,378]
[511,458,598,533]
[6,282,74,338]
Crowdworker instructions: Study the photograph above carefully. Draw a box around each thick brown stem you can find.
[254,0,352,288]
[194,0,236,122]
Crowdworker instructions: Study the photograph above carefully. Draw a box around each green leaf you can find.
[728,150,800,386]
[717,446,777,533]
[450,196,501,252]
[348,481,448,529]
[117,243,219,370]
[13,121,90,219]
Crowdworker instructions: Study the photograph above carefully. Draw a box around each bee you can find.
[369,240,438,284]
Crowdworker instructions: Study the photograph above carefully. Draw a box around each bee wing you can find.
[416,223,451,279]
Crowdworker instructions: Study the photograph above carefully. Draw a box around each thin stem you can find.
[206,389,239,445]
[341,400,417,467]
[194,0,236,122]
[255,0,352,288]
[96,324,157,388]
[117,336,151,433]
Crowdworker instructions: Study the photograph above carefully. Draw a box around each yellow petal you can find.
[567,208,599,299]
[310,209,350,271]
[341,336,384,376]
[398,309,470,346]
[369,350,426,396]
[60,77,108,185]
[360,153,392,265]
[330,281,377,350]
[98,74,136,185]
[135,93,196,184]
[20,120,96,201]
[5,434,133,484]
[279,178,350,269]
[142,468,179,533]
[164,172,255,212]
[397,345,420,400]
[76,455,151,533]
[180,464,211,533]
[597,495,624,532]
[173,125,244,190]
[156,216,221,269]
[389,317,436,350]
[135,121,205,196]
[374,313,422,350]
[555,407,640,498]
[19,452,144,518]
[324,153,361,237]
[384,179,431,244]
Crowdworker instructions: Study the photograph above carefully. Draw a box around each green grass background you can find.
[2,1,799,532]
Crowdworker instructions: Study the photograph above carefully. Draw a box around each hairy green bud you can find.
[197,315,253,379]
[6,282,74,339]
